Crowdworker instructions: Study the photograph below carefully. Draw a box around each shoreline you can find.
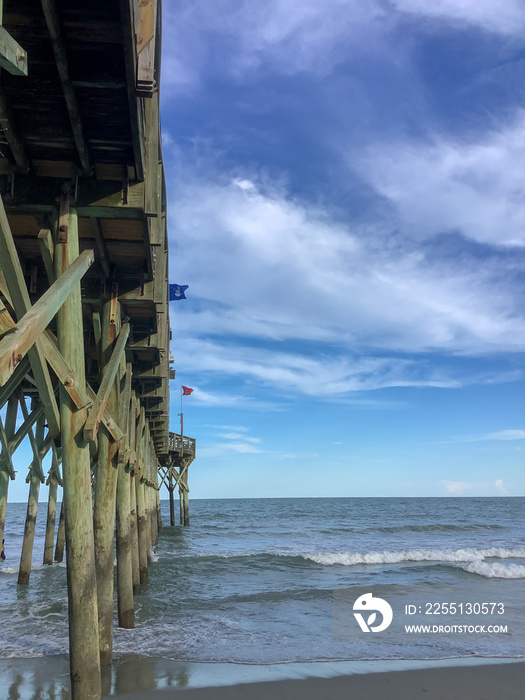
[0,655,523,699]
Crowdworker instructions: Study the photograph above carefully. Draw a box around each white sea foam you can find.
[457,560,525,579]
[300,547,525,578]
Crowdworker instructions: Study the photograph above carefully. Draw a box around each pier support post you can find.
[156,489,162,535]
[18,471,40,584]
[54,498,65,563]
[179,486,183,525]
[55,202,101,699]
[136,476,149,584]
[116,363,134,629]
[168,473,175,526]
[129,472,140,594]
[93,293,121,666]
[116,461,134,628]
[0,468,9,552]
[43,475,58,565]
[182,464,190,527]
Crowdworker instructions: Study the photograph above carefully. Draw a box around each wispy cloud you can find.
[169,169,525,369]
[441,479,509,496]
[443,429,525,444]
[198,427,266,458]
[357,112,525,248]
[392,0,525,37]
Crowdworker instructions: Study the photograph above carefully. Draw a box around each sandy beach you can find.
[111,661,525,700]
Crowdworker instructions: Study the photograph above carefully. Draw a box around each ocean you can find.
[1,497,524,665]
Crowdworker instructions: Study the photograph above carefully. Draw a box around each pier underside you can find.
[0,2,195,698]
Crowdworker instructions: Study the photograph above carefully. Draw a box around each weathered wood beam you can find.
[42,332,123,441]
[0,89,29,171]
[84,322,129,442]
[93,295,122,665]
[40,0,92,175]
[0,249,94,386]
[43,471,58,565]
[0,195,60,437]
[54,202,101,699]
[0,25,28,76]
[3,175,145,219]
[119,0,145,180]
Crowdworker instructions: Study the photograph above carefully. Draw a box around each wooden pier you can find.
[0,1,195,698]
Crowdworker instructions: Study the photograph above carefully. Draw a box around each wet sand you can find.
[0,656,524,699]
[107,661,525,700]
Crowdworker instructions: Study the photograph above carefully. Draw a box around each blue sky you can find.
[6,0,525,502]
[161,0,525,499]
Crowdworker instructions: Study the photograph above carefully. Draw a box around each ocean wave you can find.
[300,547,525,578]
[457,561,525,579]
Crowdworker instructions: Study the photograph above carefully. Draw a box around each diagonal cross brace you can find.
[0,248,95,387]
[84,322,130,442]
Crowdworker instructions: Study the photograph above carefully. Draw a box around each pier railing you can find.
[168,433,197,458]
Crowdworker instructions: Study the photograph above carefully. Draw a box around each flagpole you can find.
[180,387,183,460]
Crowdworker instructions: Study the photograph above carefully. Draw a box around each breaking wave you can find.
[300,547,525,578]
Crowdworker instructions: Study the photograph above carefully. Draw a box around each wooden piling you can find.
[0,468,9,552]
[156,489,162,535]
[43,475,58,565]
[182,464,190,527]
[93,294,121,666]
[55,203,101,699]
[18,472,40,584]
[116,461,134,628]
[116,362,134,628]
[169,473,175,526]
[136,477,149,584]
[129,472,140,593]
[54,499,65,563]
[179,486,183,525]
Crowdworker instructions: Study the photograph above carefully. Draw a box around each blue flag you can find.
[169,284,188,301]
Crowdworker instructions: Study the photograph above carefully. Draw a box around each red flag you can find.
[181,386,193,396]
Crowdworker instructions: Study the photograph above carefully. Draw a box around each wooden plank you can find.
[0,25,28,76]
[84,322,129,442]
[40,0,92,175]
[0,249,95,386]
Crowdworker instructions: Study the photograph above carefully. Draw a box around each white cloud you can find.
[161,0,394,93]
[485,430,525,441]
[197,426,265,458]
[161,0,524,98]
[170,387,280,411]
[392,0,525,37]
[357,113,525,248]
[169,172,525,362]
[440,479,509,496]
[443,429,525,443]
